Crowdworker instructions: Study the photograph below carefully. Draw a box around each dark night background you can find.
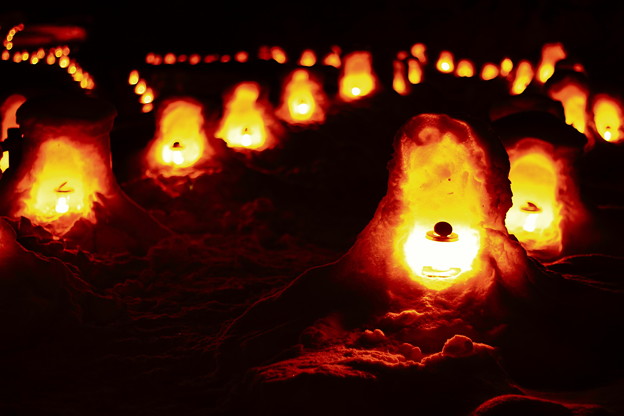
[2,2,624,416]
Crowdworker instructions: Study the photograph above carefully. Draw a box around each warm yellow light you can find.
[548,82,588,134]
[436,51,455,73]
[537,42,567,84]
[404,223,480,281]
[407,58,423,84]
[128,70,140,85]
[392,59,409,95]
[164,53,176,64]
[276,68,326,125]
[410,43,427,64]
[299,49,316,67]
[592,95,623,143]
[505,142,563,256]
[271,47,287,64]
[339,51,376,101]
[500,57,513,77]
[455,59,475,77]
[322,46,341,68]
[55,196,70,214]
[135,80,147,95]
[215,82,271,150]
[0,151,9,173]
[510,60,534,95]
[148,98,211,171]
[235,51,249,63]
[480,63,499,80]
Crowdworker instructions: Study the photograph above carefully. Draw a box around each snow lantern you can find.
[143,96,218,178]
[587,92,624,144]
[275,68,328,125]
[0,93,171,252]
[215,81,282,151]
[493,111,591,259]
[344,113,524,294]
[338,51,378,102]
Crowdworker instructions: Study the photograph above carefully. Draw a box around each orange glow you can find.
[547,79,588,134]
[145,97,214,177]
[1,50,10,60]
[510,60,534,95]
[322,46,341,68]
[140,87,154,104]
[189,54,201,65]
[505,140,564,257]
[16,138,105,235]
[410,43,427,64]
[235,51,249,63]
[592,94,623,143]
[215,82,275,151]
[276,69,327,125]
[146,53,156,64]
[270,47,287,63]
[0,152,7,173]
[338,51,377,101]
[396,50,409,60]
[537,42,567,84]
[392,60,410,95]
[435,51,455,73]
[164,53,176,64]
[455,59,475,77]
[258,45,271,60]
[128,70,140,85]
[480,63,499,80]
[407,58,423,84]
[134,79,147,95]
[58,55,69,68]
[392,120,488,291]
[299,49,316,67]
[500,57,513,77]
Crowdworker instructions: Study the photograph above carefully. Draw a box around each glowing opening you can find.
[505,140,563,256]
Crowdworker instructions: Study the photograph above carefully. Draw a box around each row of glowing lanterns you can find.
[1,23,95,90]
[132,42,624,146]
